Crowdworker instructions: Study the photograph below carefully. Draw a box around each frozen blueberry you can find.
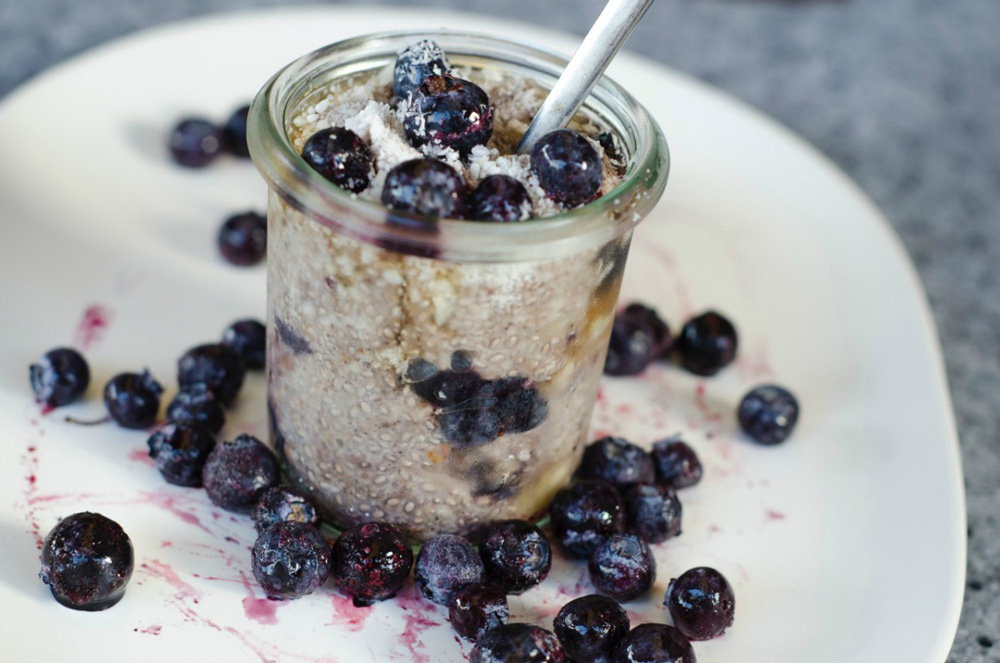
[604,304,671,377]
[39,512,134,611]
[588,533,656,603]
[549,479,625,559]
[403,74,492,157]
[104,370,163,429]
[577,437,655,492]
[738,384,800,445]
[218,210,267,266]
[554,594,630,663]
[675,311,737,376]
[478,520,551,595]
[30,347,90,407]
[414,534,484,605]
[168,117,223,168]
[252,485,321,534]
[664,567,735,641]
[623,483,682,544]
[612,624,695,663]
[331,522,413,606]
[222,104,251,158]
[201,434,280,512]
[650,437,702,489]
[393,39,451,99]
[177,343,246,407]
[382,158,469,219]
[470,174,532,222]
[530,129,603,207]
[470,623,566,663]
[449,582,509,641]
[251,520,331,600]
[221,318,266,370]
[301,127,374,193]
[166,384,225,434]
[146,422,216,487]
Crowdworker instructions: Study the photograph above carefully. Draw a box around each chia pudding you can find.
[249,31,668,540]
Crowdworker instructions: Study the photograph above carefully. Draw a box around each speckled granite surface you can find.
[2,0,997,659]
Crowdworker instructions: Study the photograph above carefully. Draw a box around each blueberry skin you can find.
[222,104,251,158]
[393,39,451,99]
[177,343,246,407]
[449,582,509,642]
[301,127,374,193]
[221,318,266,370]
[588,533,656,603]
[612,624,696,663]
[554,594,630,663]
[104,370,163,429]
[147,422,216,487]
[478,519,552,595]
[664,567,735,641]
[470,623,566,663]
[675,311,738,376]
[577,437,656,492]
[166,384,225,435]
[381,158,469,219]
[30,347,90,407]
[252,485,321,534]
[39,512,134,611]
[201,434,280,513]
[331,522,413,607]
[650,438,703,489]
[471,174,533,222]
[738,384,800,445]
[251,520,331,600]
[623,483,682,544]
[549,479,626,559]
[403,74,493,157]
[604,304,672,377]
[168,117,223,168]
[218,211,267,266]
[414,534,484,605]
[530,129,603,207]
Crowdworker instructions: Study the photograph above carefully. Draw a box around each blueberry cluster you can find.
[168,104,251,168]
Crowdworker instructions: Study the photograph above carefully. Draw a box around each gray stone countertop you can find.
[1,0,997,660]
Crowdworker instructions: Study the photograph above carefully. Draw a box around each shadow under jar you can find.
[248,30,668,541]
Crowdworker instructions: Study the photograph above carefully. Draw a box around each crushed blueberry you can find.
[549,479,626,559]
[381,158,469,219]
[146,422,216,487]
[470,623,566,663]
[612,624,695,663]
[738,384,800,445]
[530,129,603,207]
[414,534,484,605]
[554,594,630,663]
[604,304,671,377]
[251,520,331,600]
[470,174,532,222]
[274,315,312,355]
[588,533,656,603]
[650,437,703,489]
[104,370,163,429]
[477,519,551,595]
[623,483,682,544]
[218,211,267,266]
[577,436,656,492]
[177,343,246,407]
[221,318,266,370]
[222,104,251,158]
[449,582,509,642]
[301,127,374,193]
[30,347,90,407]
[252,485,321,534]
[393,39,451,100]
[664,566,735,640]
[39,512,134,611]
[168,117,223,168]
[675,310,738,376]
[201,434,280,512]
[402,74,493,157]
[331,522,413,606]
[166,384,225,434]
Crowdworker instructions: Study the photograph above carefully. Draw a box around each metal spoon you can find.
[516,0,655,154]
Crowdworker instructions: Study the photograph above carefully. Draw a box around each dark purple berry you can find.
[664,567,735,640]
[738,384,799,445]
[177,343,246,407]
[251,520,331,600]
[650,437,702,489]
[471,174,532,222]
[414,534,484,605]
[588,533,656,603]
[449,583,509,641]
[331,522,413,606]
[554,594,630,663]
[478,519,551,595]
[104,370,163,429]
[612,624,695,663]
[393,39,451,99]
[381,158,468,219]
[530,129,603,207]
[252,485,320,534]
[604,304,671,376]
[221,318,266,370]
[623,483,682,544]
[201,434,280,512]
[168,117,223,168]
[218,211,267,266]
[301,127,374,193]
[39,512,133,611]
[470,623,566,663]
[549,479,625,559]
[409,363,480,407]
[577,436,655,492]
[166,384,225,434]
[675,311,737,376]
[222,104,251,158]
[30,347,90,407]
[403,74,492,157]
[146,422,216,487]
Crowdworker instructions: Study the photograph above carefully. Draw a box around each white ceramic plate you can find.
[0,7,964,663]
